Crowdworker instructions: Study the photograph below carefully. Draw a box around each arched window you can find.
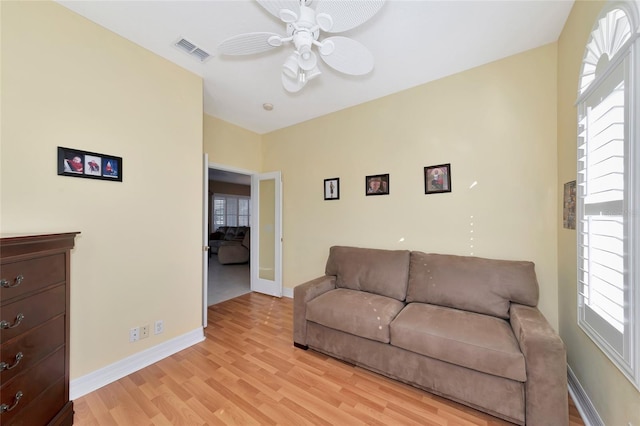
[576,0,640,389]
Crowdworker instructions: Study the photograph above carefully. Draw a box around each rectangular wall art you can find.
[424,163,451,194]
[366,174,389,196]
[324,177,340,200]
[57,146,123,182]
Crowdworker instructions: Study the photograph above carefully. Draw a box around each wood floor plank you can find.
[150,389,204,426]
[117,376,161,419]
[204,376,277,425]
[73,292,585,426]
[256,397,315,426]
[276,397,334,426]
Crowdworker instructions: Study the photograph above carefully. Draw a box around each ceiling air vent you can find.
[174,37,212,63]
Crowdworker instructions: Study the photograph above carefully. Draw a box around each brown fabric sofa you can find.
[209,226,249,254]
[217,229,250,265]
[293,246,568,426]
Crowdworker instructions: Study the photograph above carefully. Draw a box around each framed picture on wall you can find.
[57,146,123,182]
[424,164,451,194]
[563,180,576,229]
[366,174,389,196]
[324,178,340,200]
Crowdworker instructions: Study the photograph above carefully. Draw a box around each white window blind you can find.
[576,1,639,390]
[213,194,251,229]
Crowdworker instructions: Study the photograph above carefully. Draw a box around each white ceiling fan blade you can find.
[256,0,301,20]
[314,0,385,33]
[319,36,374,76]
[217,32,282,56]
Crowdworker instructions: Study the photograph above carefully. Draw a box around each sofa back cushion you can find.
[407,252,539,319]
[325,246,410,301]
[215,226,249,242]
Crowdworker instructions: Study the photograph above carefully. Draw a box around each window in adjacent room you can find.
[576,1,639,389]
[213,194,251,229]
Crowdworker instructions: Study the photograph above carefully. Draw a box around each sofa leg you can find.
[294,342,308,350]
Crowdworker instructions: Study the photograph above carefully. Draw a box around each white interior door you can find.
[202,154,209,328]
[251,171,282,297]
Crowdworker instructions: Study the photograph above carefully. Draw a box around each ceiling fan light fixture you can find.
[306,66,321,81]
[297,48,317,71]
[282,53,299,79]
[281,72,305,93]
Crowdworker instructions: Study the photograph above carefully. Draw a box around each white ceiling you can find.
[56,0,574,135]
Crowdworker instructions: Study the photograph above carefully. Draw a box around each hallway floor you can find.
[207,255,250,306]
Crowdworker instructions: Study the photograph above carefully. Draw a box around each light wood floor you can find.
[74,293,585,425]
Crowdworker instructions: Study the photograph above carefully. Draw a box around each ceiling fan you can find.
[217,0,385,93]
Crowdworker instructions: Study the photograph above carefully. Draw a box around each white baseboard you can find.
[70,327,205,400]
[567,364,604,426]
[283,287,293,298]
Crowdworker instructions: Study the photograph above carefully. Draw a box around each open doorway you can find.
[208,166,252,306]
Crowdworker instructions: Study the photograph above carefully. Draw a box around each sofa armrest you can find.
[293,275,336,346]
[510,304,568,426]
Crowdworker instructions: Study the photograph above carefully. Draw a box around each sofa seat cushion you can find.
[306,288,405,343]
[390,303,526,382]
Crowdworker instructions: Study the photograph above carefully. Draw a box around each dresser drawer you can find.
[2,378,66,426]
[0,315,65,384]
[0,348,65,425]
[0,253,66,303]
[0,285,66,344]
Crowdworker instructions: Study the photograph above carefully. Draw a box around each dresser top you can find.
[1,232,80,241]
[0,232,80,259]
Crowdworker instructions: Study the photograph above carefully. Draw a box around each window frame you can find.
[576,0,640,391]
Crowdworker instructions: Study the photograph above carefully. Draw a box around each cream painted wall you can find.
[203,114,261,172]
[557,1,640,424]
[1,1,203,379]
[263,44,560,329]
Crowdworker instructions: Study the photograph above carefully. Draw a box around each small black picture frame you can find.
[366,174,389,196]
[424,163,451,194]
[57,147,123,182]
[324,177,340,200]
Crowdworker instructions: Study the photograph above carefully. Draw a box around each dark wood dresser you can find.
[1,232,79,425]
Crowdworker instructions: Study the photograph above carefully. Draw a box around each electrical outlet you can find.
[140,325,149,339]
[129,327,140,342]
[154,320,164,335]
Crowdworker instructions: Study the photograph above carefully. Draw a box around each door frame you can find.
[204,162,257,324]
[202,154,209,328]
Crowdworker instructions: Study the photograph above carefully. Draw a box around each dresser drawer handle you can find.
[0,274,24,288]
[0,391,23,413]
[0,352,24,371]
[0,313,25,329]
